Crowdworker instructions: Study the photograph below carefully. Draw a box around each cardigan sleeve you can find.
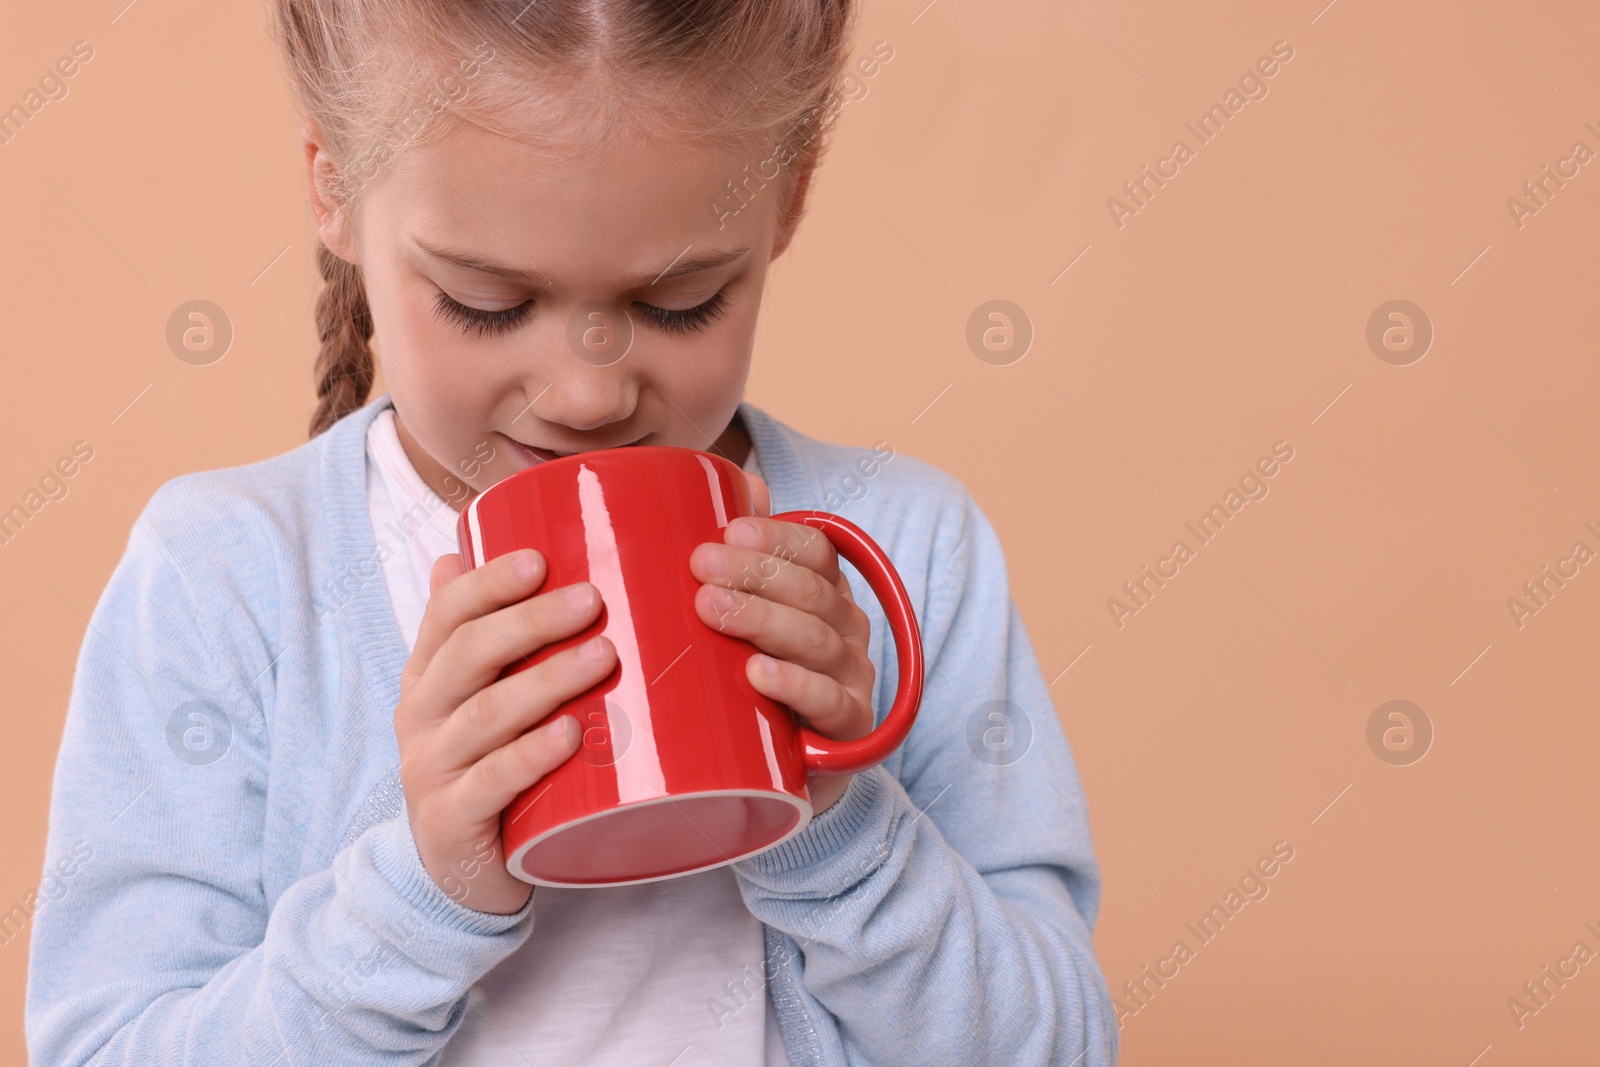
[25,489,537,1066]
[731,482,1118,1066]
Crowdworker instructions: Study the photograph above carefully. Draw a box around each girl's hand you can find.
[395,549,617,915]
[690,473,876,816]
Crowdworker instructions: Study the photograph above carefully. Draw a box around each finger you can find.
[403,554,468,702]
[434,636,617,768]
[721,516,842,588]
[430,552,465,592]
[410,580,604,726]
[410,549,545,678]
[453,713,583,825]
[743,471,771,517]
[745,653,872,743]
[690,539,867,642]
[695,584,868,683]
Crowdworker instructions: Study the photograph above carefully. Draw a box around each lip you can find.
[504,433,646,465]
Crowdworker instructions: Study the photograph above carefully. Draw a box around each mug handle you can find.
[766,509,925,777]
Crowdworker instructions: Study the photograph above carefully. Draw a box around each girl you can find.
[26,1,1115,1064]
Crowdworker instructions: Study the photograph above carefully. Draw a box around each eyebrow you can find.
[411,237,751,288]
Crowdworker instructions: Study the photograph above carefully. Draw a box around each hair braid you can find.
[308,242,376,438]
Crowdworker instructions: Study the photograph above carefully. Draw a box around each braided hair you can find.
[308,242,376,438]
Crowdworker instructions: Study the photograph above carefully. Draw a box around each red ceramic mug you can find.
[456,444,924,887]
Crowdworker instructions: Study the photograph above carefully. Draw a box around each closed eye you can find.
[430,292,533,337]
[431,288,732,338]
[635,289,730,335]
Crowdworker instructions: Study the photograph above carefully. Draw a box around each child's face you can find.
[311,118,806,506]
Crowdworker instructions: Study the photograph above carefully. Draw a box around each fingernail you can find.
[514,550,540,581]
[710,586,739,612]
[578,634,609,662]
[564,583,595,611]
[755,653,780,677]
[728,520,760,548]
[700,544,727,573]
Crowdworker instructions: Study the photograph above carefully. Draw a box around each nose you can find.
[532,363,640,434]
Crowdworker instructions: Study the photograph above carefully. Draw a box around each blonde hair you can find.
[271,0,860,437]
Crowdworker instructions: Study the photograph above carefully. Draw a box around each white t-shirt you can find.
[364,407,792,1066]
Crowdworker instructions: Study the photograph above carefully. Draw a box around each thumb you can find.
[429,552,465,592]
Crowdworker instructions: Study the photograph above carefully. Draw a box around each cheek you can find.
[661,288,761,387]
[369,274,448,363]
[646,332,754,457]
[362,278,493,457]
[365,273,483,398]
[652,320,754,413]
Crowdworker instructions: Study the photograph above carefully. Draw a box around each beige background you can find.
[4,0,1598,1062]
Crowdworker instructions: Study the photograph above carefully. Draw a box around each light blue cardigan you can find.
[26,393,1117,1066]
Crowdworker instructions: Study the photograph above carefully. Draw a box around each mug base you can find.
[508,789,813,888]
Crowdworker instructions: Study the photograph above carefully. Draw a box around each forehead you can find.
[368,120,779,279]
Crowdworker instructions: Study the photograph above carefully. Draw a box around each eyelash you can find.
[430,288,732,338]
